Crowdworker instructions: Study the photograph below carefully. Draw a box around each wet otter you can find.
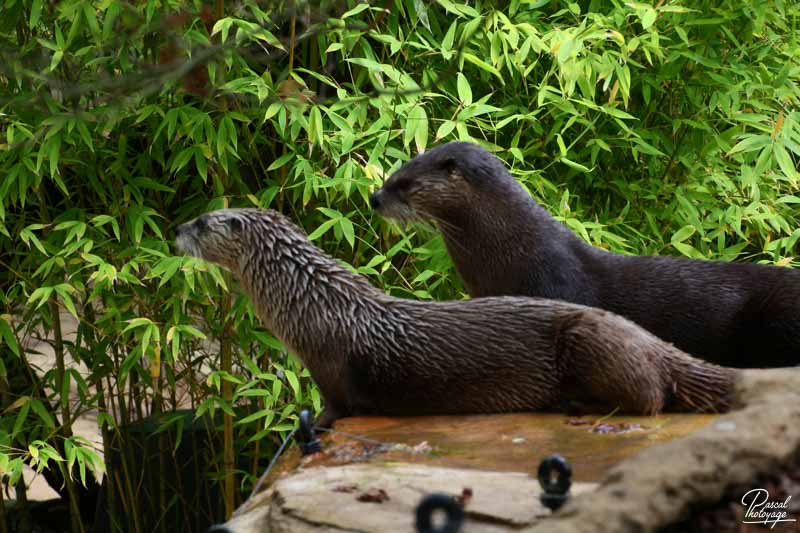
[176,208,735,426]
[371,141,800,369]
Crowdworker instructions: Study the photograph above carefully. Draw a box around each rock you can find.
[242,463,595,532]
[525,368,800,533]
[220,368,800,532]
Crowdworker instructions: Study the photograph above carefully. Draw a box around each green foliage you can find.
[1,0,798,525]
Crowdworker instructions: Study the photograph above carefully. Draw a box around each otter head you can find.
[370,141,513,225]
[175,209,250,270]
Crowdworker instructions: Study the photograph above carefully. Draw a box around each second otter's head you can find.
[370,141,515,224]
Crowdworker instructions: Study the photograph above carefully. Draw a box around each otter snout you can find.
[175,221,199,257]
[369,188,416,221]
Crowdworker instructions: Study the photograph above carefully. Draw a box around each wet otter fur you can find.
[371,141,800,368]
[176,208,736,426]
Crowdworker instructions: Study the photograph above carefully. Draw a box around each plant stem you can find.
[220,292,235,517]
[48,298,85,533]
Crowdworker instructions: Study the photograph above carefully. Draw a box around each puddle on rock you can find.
[319,412,719,482]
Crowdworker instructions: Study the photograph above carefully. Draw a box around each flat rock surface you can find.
[238,463,595,532]
[224,369,800,532]
[227,411,718,532]
[257,411,718,490]
[324,412,718,481]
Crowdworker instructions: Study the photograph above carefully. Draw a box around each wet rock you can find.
[527,368,800,533]
[246,463,595,532]
[223,369,800,532]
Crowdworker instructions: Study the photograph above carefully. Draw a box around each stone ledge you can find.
[221,368,800,532]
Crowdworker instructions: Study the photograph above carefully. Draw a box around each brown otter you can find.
[176,208,736,426]
[371,141,800,369]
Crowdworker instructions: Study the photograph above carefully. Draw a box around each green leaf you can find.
[237,407,273,425]
[284,370,301,401]
[47,135,61,179]
[441,21,457,56]
[123,317,153,333]
[457,73,472,106]
[405,106,428,153]
[27,287,54,310]
[341,3,370,18]
[339,217,355,249]
[267,152,294,171]
[54,286,78,319]
[729,135,771,155]
[463,53,503,81]
[157,258,182,288]
[30,399,55,429]
[560,157,591,172]
[178,325,207,339]
[308,107,324,148]
[671,225,696,244]
[172,147,195,174]
[776,195,800,204]
[307,218,338,241]
[325,42,343,53]
[211,18,234,42]
[29,0,43,28]
[436,120,456,140]
[640,8,657,30]
[194,148,208,181]
[20,228,48,256]
[773,143,797,180]
[672,241,702,259]
[414,107,428,153]
[12,399,30,436]
[0,317,20,357]
[601,106,636,120]
[556,134,567,157]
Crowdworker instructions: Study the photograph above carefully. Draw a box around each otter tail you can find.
[664,352,739,413]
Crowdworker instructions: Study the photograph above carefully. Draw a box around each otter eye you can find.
[440,157,456,173]
[196,217,209,231]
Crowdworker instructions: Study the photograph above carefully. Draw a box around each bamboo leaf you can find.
[457,73,472,106]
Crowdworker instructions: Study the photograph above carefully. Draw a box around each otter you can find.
[370,141,800,369]
[176,208,736,426]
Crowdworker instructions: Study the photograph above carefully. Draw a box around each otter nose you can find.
[370,191,382,210]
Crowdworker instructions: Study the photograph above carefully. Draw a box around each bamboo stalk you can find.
[220,294,235,517]
[86,301,119,532]
[14,479,32,533]
[48,299,85,533]
[111,345,143,533]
